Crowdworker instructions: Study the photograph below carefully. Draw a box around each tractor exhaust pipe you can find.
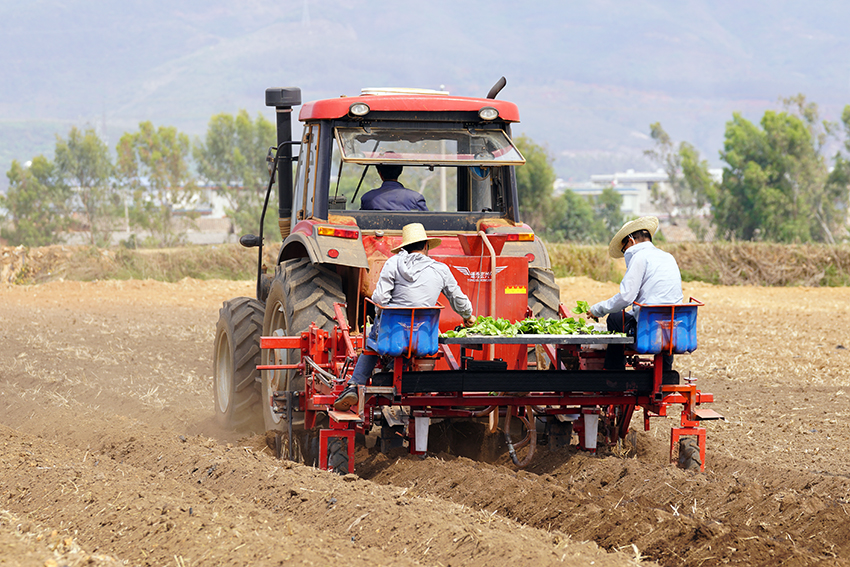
[486,76,507,99]
[265,87,302,239]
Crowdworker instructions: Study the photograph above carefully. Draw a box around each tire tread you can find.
[528,268,560,319]
[261,259,346,466]
[678,437,702,471]
[214,297,264,432]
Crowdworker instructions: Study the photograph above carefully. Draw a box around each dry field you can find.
[1,276,849,566]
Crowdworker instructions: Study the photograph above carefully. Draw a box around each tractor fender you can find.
[278,224,369,269]
[527,238,552,269]
[497,236,551,269]
[278,232,320,264]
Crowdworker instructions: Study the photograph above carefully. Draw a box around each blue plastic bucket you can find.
[375,306,442,357]
[634,300,701,354]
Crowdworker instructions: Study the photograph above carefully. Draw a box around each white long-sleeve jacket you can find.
[590,241,683,319]
[372,249,473,319]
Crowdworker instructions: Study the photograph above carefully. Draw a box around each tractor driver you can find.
[360,163,428,211]
[588,216,683,371]
[334,223,475,411]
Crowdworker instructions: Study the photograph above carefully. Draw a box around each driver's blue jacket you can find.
[360,181,428,211]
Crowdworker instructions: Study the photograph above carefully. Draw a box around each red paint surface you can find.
[299,94,520,122]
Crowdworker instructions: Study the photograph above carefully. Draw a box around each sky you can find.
[1,0,849,188]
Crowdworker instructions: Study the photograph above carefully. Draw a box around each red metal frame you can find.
[318,429,355,474]
[259,302,720,474]
[663,384,709,471]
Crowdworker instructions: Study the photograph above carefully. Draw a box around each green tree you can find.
[1,157,71,246]
[514,135,556,230]
[194,110,277,240]
[713,96,845,242]
[116,122,195,247]
[678,142,716,240]
[544,189,606,242]
[595,186,624,236]
[644,123,715,235]
[55,127,115,246]
[823,104,850,242]
[644,123,677,218]
[779,95,844,243]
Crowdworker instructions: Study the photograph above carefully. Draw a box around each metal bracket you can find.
[272,390,288,414]
[285,391,294,461]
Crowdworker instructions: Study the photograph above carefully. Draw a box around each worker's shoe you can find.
[333,386,359,412]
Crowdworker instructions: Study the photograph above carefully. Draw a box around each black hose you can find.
[255,147,280,300]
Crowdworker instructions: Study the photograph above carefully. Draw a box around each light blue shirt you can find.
[590,241,683,319]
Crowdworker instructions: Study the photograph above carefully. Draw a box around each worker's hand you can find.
[586,308,599,322]
[463,315,477,328]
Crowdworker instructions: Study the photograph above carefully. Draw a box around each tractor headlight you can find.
[478,106,499,121]
[350,102,370,117]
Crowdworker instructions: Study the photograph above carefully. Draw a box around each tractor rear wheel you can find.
[261,258,346,465]
[528,267,560,319]
[213,297,264,433]
[678,437,702,471]
[527,268,561,369]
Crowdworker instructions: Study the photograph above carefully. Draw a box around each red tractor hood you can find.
[299,94,520,122]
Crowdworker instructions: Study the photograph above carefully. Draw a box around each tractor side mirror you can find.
[240,234,261,248]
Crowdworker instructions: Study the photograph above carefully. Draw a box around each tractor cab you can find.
[320,112,524,226]
[252,86,561,333]
[270,87,559,325]
[287,89,533,230]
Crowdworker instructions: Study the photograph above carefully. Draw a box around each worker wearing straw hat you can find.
[588,216,683,370]
[334,223,475,411]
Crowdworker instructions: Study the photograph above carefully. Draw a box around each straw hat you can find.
[608,216,659,259]
[391,223,442,253]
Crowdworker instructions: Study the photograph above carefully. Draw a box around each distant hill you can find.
[2,0,849,189]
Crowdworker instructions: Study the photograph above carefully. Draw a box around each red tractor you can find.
[213,79,719,471]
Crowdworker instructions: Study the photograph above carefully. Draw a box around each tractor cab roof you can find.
[299,89,521,122]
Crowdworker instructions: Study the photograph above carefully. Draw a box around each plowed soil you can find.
[1,276,849,566]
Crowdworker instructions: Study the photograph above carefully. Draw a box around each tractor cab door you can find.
[291,121,328,225]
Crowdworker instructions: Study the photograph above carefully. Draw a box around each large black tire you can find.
[261,258,346,465]
[327,437,350,475]
[213,297,264,433]
[527,268,561,369]
[259,273,272,304]
[528,268,560,319]
[678,437,702,471]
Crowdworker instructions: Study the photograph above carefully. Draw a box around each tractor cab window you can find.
[328,126,524,215]
[293,123,321,219]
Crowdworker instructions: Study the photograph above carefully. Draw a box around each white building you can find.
[556,167,722,220]
[553,178,643,216]
[554,169,667,217]
[589,169,671,218]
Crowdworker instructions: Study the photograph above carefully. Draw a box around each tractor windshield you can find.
[334,127,525,166]
[328,125,522,217]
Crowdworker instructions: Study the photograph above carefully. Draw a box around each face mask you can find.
[623,244,638,268]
